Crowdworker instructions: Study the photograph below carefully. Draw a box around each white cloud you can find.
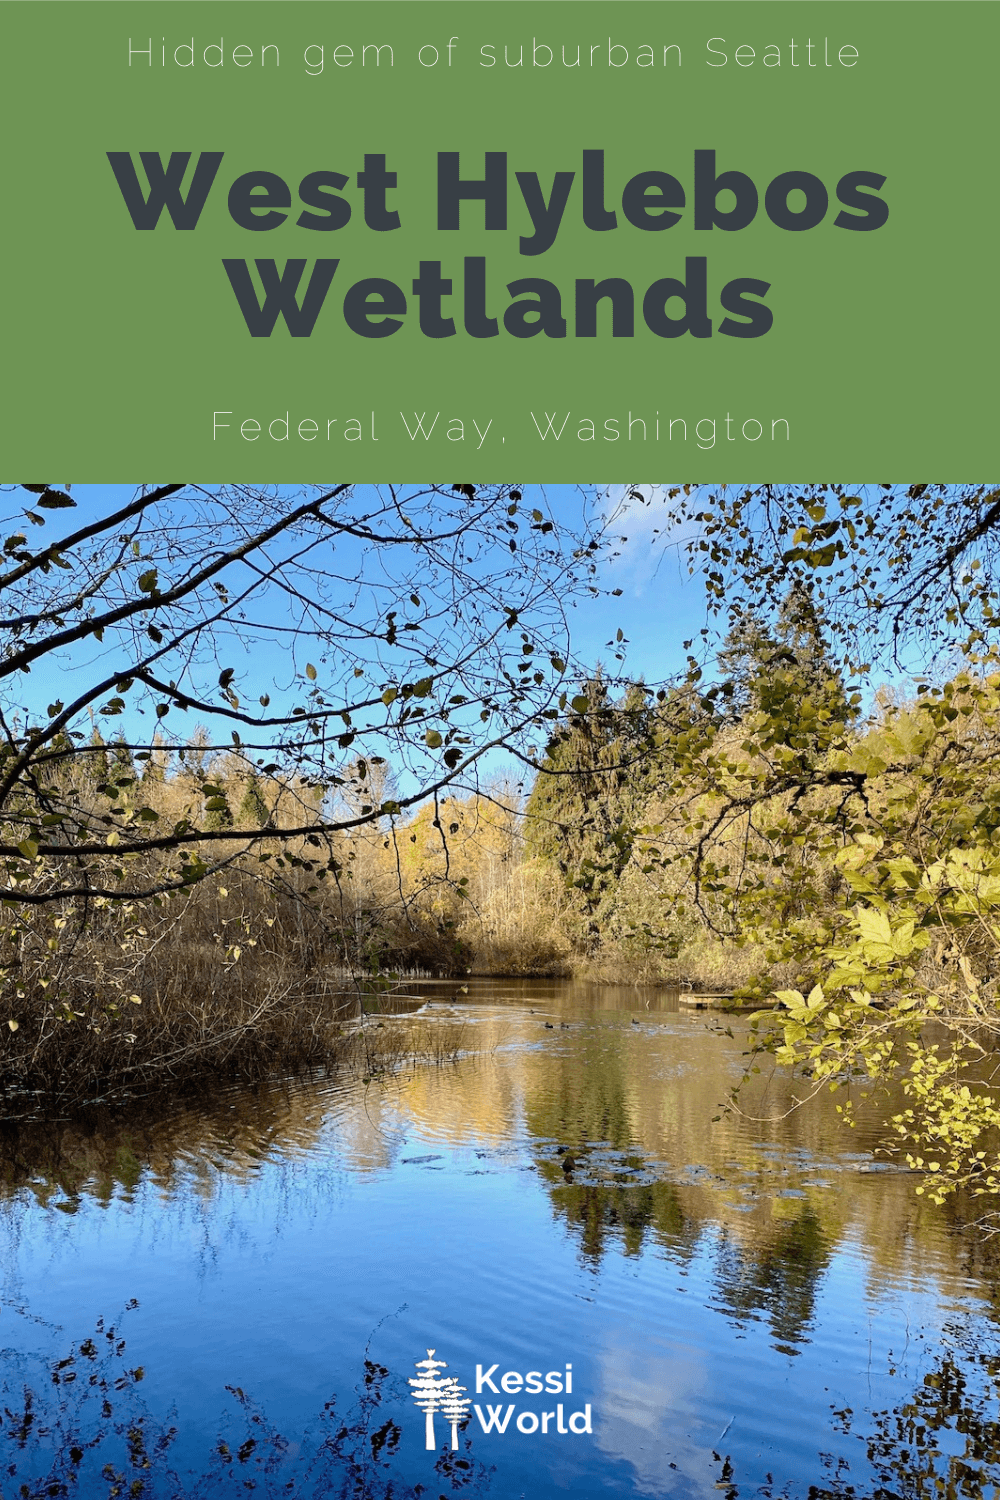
[594,1328,715,1494]
[598,485,706,599]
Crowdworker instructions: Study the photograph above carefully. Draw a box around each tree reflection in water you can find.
[5,993,1000,1499]
[0,1305,494,1500]
[713,1331,1000,1498]
[544,1174,699,1265]
[10,1305,1000,1499]
[710,1209,832,1356]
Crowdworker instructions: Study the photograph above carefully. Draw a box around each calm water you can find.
[2,979,1000,1499]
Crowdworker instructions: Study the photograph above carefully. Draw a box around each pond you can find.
[2,978,1000,1499]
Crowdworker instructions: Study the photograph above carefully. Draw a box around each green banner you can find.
[4,2,996,478]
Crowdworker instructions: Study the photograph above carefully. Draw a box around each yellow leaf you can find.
[7,1019,18,1032]
[855,907,893,947]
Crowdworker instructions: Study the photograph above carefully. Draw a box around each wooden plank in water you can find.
[677,993,743,1009]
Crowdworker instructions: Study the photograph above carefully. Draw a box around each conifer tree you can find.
[109,734,135,779]
[203,787,234,831]
[715,583,855,749]
[525,675,655,939]
[141,732,168,785]
[87,727,109,783]
[238,774,270,828]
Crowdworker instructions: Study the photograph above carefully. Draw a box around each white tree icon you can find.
[409,1349,451,1450]
[439,1377,472,1450]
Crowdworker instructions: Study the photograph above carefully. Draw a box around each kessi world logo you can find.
[409,1349,592,1449]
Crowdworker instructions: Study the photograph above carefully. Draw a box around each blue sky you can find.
[6,481,708,703]
[572,482,709,683]
[5,481,930,712]
[0,481,716,805]
[1,481,947,807]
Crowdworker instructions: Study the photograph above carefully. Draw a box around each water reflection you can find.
[2,1305,494,1500]
[1,978,999,1498]
[710,1208,831,1355]
[547,1178,697,1266]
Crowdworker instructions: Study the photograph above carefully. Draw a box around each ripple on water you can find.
[1,981,998,1499]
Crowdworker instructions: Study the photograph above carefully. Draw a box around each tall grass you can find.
[0,846,487,1114]
[0,750,761,1111]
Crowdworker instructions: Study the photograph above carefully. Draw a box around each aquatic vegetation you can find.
[0,1306,493,1500]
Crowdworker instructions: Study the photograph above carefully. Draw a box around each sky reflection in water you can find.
[1,978,999,1498]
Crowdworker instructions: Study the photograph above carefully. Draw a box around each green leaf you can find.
[855,907,893,948]
[571,695,590,714]
[306,663,317,681]
[425,730,443,749]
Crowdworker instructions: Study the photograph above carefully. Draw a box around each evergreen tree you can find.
[109,733,135,779]
[409,1351,452,1451]
[715,583,856,747]
[181,725,211,775]
[203,788,234,831]
[141,732,169,785]
[715,606,777,721]
[525,675,655,940]
[87,727,110,783]
[772,580,855,726]
[238,774,271,828]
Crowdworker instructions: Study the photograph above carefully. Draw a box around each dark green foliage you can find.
[715,582,856,745]
[525,676,656,941]
[141,735,168,785]
[237,775,270,828]
[87,727,110,782]
[109,735,135,778]
[1,1309,492,1500]
[203,790,234,832]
